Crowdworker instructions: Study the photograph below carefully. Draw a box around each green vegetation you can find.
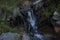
[0,0,21,34]
[0,0,19,12]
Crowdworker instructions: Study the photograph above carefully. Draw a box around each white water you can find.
[27,10,36,28]
[34,33,45,40]
[27,10,45,40]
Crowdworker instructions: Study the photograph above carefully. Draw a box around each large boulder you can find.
[51,11,60,26]
[0,32,19,40]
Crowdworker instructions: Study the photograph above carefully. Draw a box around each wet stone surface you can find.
[0,32,19,40]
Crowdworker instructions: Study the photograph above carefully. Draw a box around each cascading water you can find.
[27,9,47,40]
[27,10,36,28]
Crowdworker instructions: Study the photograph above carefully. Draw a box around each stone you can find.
[0,32,19,40]
[51,11,60,26]
[22,32,30,40]
[52,11,60,20]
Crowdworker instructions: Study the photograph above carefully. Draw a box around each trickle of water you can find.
[27,9,46,40]
[27,10,36,28]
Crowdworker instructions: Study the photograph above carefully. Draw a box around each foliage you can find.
[0,0,20,13]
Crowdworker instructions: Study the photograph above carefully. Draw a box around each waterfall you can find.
[27,10,46,40]
[27,10,36,28]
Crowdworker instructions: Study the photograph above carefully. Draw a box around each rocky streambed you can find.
[0,32,30,40]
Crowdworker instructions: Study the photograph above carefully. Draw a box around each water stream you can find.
[27,9,47,40]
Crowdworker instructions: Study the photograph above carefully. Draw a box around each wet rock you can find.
[52,11,60,20]
[0,32,19,40]
[13,7,21,17]
[51,11,60,26]
[22,32,30,40]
